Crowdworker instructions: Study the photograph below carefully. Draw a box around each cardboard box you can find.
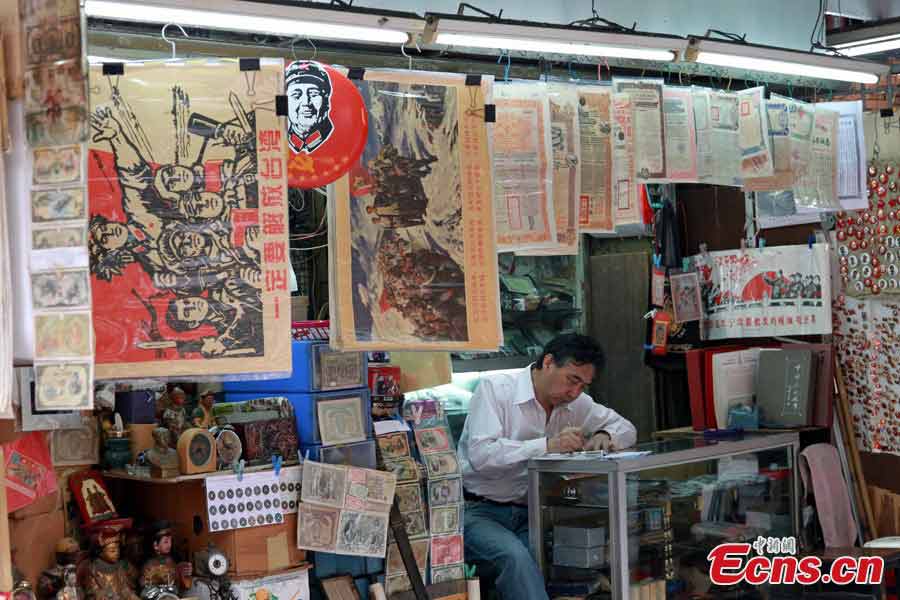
[210,513,306,577]
[9,510,64,586]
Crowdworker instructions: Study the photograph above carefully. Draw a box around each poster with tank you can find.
[87,58,291,378]
[329,70,501,351]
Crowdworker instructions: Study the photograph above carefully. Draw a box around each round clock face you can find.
[208,551,228,576]
[190,433,212,466]
[216,430,242,466]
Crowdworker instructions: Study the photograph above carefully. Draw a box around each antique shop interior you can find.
[8,1,900,599]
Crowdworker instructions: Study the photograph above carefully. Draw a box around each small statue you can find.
[192,390,215,429]
[83,527,140,600]
[161,387,188,448]
[56,566,81,600]
[38,537,81,600]
[140,522,191,599]
[146,428,179,479]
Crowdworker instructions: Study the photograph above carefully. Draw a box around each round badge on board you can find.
[284,60,368,189]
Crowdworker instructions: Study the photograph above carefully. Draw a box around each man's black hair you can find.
[533,333,605,372]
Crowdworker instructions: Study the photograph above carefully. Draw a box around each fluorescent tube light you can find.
[83,0,420,45]
[425,14,684,62]
[687,37,888,84]
[829,18,900,56]
[434,32,675,61]
[833,36,900,57]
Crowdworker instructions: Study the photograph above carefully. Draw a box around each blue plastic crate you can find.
[224,340,367,394]
[225,388,372,446]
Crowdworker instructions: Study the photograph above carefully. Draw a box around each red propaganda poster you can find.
[285,60,367,189]
[87,59,291,379]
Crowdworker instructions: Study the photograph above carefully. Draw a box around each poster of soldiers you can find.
[691,244,831,341]
[491,81,556,251]
[86,59,291,379]
[329,70,501,351]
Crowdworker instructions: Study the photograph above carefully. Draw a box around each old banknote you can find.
[383,458,419,483]
[50,419,99,466]
[424,452,460,479]
[430,504,463,535]
[414,427,450,454]
[377,431,410,459]
[395,483,423,514]
[431,534,464,567]
[431,565,466,584]
[427,477,462,507]
[32,225,86,250]
[31,269,90,310]
[345,466,397,510]
[576,86,614,233]
[335,509,389,557]
[317,396,367,446]
[301,461,348,508]
[387,539,430,575]
[32,144,81,186]
[34,361,93,410]
[33,312,93,359]
[296,503,340,552]
[31,188,86,223]
[402,509,428,539]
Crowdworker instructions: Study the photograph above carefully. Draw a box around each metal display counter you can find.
[528,432,800,599]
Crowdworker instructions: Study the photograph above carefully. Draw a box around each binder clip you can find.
[758,237,766,249]
[682,257,690,272]
[272,455,283,477]
[808,234,815,250]
[653,254,662,268]
[233,459,245,482]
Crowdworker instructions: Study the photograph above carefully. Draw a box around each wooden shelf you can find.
[102,460,300,485]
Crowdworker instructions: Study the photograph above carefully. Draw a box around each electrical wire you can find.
[293,243,328,251]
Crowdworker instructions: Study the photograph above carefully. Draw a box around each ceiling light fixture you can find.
[685,36,888,84]
[828,18,900,57]
[83,0,422,46]
[423,14,684,62]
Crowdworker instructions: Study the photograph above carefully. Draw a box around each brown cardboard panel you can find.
[0,13,24,100]
[10,510,64,587]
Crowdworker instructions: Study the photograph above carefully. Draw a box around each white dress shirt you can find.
[457,365,637,504]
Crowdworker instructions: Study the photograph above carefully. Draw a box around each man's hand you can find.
[548,427,584,453]
[90,107,120,143]
[220,124,250,147]
[584,431,615,452]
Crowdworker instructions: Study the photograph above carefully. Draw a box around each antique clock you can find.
[177,428,217,474]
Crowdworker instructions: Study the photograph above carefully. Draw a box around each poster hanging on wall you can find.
[691,244,832,340]
[87,58,291,379]
[329,70,501,351]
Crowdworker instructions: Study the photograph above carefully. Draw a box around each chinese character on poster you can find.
[87,59,291,378]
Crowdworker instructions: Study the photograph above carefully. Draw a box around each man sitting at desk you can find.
[457,334,637,600]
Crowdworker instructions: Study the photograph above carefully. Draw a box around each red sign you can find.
[285,60,368,189]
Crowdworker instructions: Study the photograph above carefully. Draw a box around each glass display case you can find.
[528,432,800,600]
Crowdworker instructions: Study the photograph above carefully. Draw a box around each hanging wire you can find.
[161,23,189,60]
[291,36,317,61]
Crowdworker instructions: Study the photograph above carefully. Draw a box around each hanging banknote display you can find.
[491,81,556,250]
[690,244,832,340]
[743,96,793,192]
[87,59,291,379]
[661,87,697,182]
[297,460,397,557]
[611,93,640,226]
[329,70,501,351]
[613,78,665,183]
[576,86,614,233]
[737,86,774,180]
